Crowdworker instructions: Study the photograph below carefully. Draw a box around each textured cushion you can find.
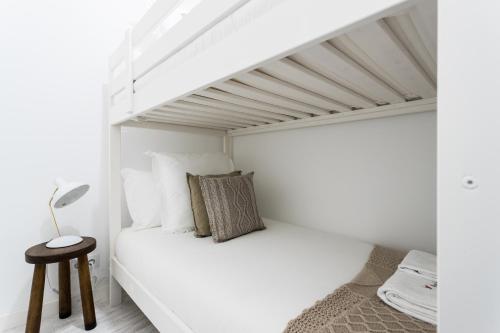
[199,172,265,242]
[121,169,161,230]
[151,152,234,233]
[187,171,242,237]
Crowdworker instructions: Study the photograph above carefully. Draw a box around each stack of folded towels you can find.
[377,250,437,325]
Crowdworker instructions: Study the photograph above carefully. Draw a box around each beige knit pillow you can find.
[186,171,241,237]
[199,172,265,242]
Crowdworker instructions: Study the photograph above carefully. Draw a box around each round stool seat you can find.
[25,237,96,264]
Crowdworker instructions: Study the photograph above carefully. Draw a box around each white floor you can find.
[5,294,158,333]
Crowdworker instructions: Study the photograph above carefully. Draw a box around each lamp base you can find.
[46,235,83,248]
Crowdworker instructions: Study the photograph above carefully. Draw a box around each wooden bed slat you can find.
[155,107,251,127]
[139,115,233,130]
[384,15,437,85]
[261,58,376,109]
[196,89,298,121]
[146,111,242,129]
[379,19,436,89]
[168,101,269,125]
[408,0,437,65]
[345,20,436,99]
[123,120,227,136]
[331,35,412,101]
[237,71,344,113]
[292,43,405,104]
[215,81,317,117]
[180,96,279,123]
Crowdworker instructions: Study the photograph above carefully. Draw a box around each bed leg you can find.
[109,276,122,306]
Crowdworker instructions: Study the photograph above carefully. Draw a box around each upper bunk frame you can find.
[107,0,437,137]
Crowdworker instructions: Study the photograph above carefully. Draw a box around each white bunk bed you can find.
[107,0,437,332]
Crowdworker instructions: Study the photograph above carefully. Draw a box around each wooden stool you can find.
[25,237,97,332]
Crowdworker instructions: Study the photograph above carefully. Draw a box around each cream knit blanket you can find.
[284,246,436,333]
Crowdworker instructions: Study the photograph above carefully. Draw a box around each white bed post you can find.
[223,132,233,158]
[108,108,123,306]
[107,28,132,307]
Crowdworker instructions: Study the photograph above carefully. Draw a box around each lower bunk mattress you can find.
[115,218,373,333]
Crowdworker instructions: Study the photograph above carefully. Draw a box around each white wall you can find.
[233,112,436,253]
[438,1,500,332]
[0,0,221,326]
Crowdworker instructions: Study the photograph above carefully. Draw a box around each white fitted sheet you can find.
[115,219,373,333]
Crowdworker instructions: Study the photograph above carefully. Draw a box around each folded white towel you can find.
[398,250,437,281]
[377,270,437,325]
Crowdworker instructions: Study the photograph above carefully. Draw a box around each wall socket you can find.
[89,253,101,269]
[70,253,100,289]
[70,253,101,270]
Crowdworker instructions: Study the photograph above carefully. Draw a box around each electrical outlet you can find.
[69,253,100,289]
[88,253,100,269]
[70,253,100,270]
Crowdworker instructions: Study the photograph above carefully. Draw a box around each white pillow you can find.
[121,169,161,230]
[151,152,235,233]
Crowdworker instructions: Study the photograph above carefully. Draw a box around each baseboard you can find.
[0,278,107,332]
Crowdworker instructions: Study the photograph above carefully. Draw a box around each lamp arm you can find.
[49,187,62,237]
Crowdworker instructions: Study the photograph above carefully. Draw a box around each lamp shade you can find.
[53,178,89,208]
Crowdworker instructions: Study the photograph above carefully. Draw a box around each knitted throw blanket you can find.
[284,246,436,333]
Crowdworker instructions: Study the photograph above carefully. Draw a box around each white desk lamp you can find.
[46,178,90,248]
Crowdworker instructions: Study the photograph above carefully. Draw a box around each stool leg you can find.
[58,260,71,319]
[77,255,96,330]
[26,264,46,333]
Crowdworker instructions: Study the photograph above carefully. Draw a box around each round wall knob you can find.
[462,176,478,189]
